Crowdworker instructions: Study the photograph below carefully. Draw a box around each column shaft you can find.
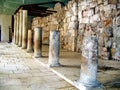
[22,10,28,49]
[16,13,19,45]
[13,15,16,43]
[18,10,22,47]
[48,30,60,67]
[27,29,33,52]
[76,36,102,90]
[34,27,42,58]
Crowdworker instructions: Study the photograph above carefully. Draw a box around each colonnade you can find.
[13,9,102,90]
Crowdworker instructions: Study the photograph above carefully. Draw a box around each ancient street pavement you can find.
[0,42,77,90]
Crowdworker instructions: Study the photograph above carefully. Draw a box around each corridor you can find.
[0,42,77,90]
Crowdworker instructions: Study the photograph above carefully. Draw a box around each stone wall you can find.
[0,14,12,42]
[77,0,120,60]
[31,0,120,60]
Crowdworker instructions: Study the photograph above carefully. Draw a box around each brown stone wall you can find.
[31,0,120,60]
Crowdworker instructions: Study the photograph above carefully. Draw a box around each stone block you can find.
[78,11,82,19]
[64,23,68,30]
[111,48,116,58]
[104,5,112,11]
[99,4,104,11]
[90,2,97,8]
[71,16,77,21]
[97,0,103,4]
[117,4,120,9]
[88,9,94,17]
[66,11,72,18]
[95,6,99,13]
[83,9,94,17]
[81,5,86,10]
[54,3,62,11]
[103,18,112,27]
[110,4,117,9]
[104,0,109,5]
[68,22,77,29]
[82,10,87,17]
[67,17,71,22]
[108,0,117,4]
[92,14,100,21]
[82,18,90,23]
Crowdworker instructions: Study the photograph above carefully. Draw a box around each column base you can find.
[74,80,105,90]
[34,54,42,58]
[27,49,33,53]
[49,63,61,67]
[18,45,22,47]
[22,47,26,49]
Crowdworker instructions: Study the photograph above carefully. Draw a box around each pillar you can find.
[22,10,28,49]
[13,15,17,43]
[34,27,42,58]
[27,29,33,52]
[18,10,22,47]
[48,30,60,67]
[15,13,19,45]
[9,26,12,42]
[75,36,103,90]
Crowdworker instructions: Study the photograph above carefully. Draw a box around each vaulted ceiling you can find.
[0,0,70,15]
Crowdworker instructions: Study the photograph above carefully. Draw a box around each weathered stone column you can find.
[75,36,103,90]
[22,10,28,49]
[34,27,42,58]
[48,30,60,67]
[13,15,17,43]
[16,13,19,45]
[27,29,33,52]
[18,10,22,47]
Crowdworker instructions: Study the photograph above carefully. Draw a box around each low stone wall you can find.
[31,0,120,60]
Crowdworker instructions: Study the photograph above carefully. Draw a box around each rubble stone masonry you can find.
[31,0,120,60]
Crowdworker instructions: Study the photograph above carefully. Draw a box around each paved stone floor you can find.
[0,42,77,90]
[28,45,120,90]
[1,42,120,90]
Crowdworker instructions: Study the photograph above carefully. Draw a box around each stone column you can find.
[34,27,42,58]
[18,10,22,47]
[75,36,103,90]
[16,13,19,45]
[48,30,60,67]
[22,10,28,49]
[13,15,17,43]
[27,29,33,52]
